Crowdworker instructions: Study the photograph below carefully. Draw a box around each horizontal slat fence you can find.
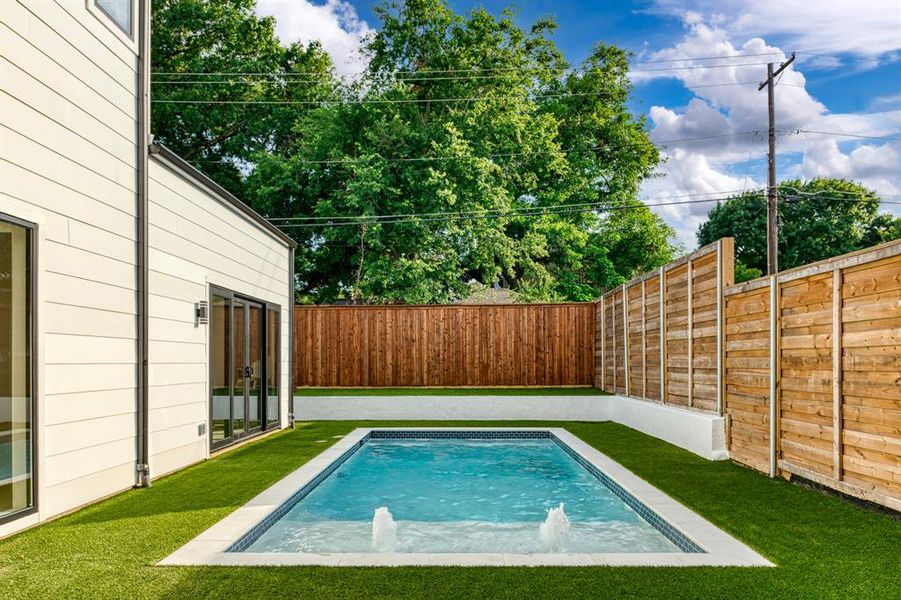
[595,238,735,412]
[294,303,595,387]
[724,239,901,511]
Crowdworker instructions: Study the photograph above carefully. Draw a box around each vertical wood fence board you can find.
[295,303,595,387]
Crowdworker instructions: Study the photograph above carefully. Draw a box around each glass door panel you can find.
[210,294,231,444]
[247,303,263,431]
[232,299,246,434]
[0,219,33,520]
[265,308,280,427]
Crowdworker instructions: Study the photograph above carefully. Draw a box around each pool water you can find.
[246,438,682,554]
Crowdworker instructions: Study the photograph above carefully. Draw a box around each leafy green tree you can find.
[698,178,900,281]
[247,0,675,303]
[151,0,336,195]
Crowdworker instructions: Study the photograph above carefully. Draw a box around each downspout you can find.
[288,246,295,428]
[135,0,151,487]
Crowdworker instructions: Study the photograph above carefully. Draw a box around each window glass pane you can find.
[95,0,132,35]
[266,309,280,425]
[247,304,262,431]
[0,219,32,518]
[210,294,231,443]
[233,301,246,433]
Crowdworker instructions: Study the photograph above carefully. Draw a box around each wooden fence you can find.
[294,303,595,387]
[595,239,735,412]
[723,239,901,510]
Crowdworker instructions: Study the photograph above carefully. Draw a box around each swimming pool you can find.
[163,429,772,566]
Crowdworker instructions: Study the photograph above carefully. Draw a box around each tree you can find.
[698,178,900,281]
[246,0,675,303]
[151,0,337,195]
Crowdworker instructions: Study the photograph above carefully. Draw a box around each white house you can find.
[0,0,296,537]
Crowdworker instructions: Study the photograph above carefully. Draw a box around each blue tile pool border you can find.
[227,430,704,554]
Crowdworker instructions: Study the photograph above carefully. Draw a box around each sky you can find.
[254,0,901,249]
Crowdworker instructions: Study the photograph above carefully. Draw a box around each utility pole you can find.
[758,52,795,275]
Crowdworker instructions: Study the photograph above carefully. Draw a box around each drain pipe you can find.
[288,246,295,428]
[135,0,151,488]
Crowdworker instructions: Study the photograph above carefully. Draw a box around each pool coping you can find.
[159,428,773,567]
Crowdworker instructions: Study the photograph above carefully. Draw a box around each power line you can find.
[796,129,901,142]
[269,189,752,223]
[151,90,615,106]
[271,193,898,230]
[151,52,781,79]
[236,131,768,167]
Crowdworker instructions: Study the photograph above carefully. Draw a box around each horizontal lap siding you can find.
[148,160,292,478]
[0,0,139,526]
[294,304,594,387]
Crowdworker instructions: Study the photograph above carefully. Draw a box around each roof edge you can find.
[148,144,297,249]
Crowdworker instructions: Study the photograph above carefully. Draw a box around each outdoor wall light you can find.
[195,300,209,326]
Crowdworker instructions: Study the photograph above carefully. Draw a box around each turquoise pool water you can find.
[246,437,682,554]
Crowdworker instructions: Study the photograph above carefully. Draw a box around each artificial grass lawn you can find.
[295,387,609,396]
[0,422,898,599]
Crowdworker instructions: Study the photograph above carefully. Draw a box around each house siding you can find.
[0,0,139,535]
[1,1,294,537]
[147,158,292,478]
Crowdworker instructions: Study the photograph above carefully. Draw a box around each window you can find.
[0,215,35,523]
[94,0,133,36]
[208,286,281,450]
[266,308,280,427]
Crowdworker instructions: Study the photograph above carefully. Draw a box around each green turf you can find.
[0,422,898,599]
[294,387,610,396]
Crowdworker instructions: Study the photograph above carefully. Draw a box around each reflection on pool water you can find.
[245,438,683,554]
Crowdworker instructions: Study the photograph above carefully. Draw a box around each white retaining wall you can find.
[294,394,728,460]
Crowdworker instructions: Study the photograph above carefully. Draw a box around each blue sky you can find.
[256,0,901,247]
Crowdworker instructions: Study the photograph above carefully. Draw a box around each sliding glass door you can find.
[209,287,280,450]
[0,215,35,523]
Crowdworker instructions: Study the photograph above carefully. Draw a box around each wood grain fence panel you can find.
[723,239,901,511]
[294,303,595,387]
[724,286,772,472]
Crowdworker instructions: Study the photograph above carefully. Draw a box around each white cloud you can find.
[651,0,901,61]
[255,0,372,72]
[636,11,901,249]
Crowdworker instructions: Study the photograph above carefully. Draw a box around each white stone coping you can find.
[160,428,772,567]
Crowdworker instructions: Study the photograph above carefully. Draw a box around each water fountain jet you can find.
[371,506,397,552]
[538,503,570,552]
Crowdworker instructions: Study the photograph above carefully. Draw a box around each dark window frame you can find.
[208,285,281,452]
[0,212,38,526]
[93,0,134,38]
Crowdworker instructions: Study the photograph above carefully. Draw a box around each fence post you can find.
[600,299,605,392]
[641,278,647,399]
[832,269,843,481]
[687,260,694,408]
[612,293,617,392]
[659,266,666,403]
[768,275,780,477]
[623,284,630,397]
[716,239,724,416]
